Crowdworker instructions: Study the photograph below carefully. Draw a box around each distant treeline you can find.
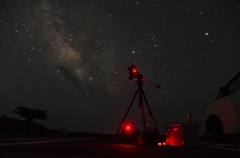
[0,116,113,139]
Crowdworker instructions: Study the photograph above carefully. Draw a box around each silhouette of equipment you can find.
[113,65,161,144]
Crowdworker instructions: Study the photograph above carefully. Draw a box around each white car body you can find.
[204,72,240,138]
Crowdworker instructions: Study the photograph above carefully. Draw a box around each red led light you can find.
[132,68,137,73]
[123,123,134,132]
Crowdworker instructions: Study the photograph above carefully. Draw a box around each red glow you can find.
[172,127,179,132]
[132,68,137,74]
[122,123,134,132]
[158,142,166,146]
[133,76,144,82]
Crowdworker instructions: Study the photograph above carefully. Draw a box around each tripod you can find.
[113,75,160,142]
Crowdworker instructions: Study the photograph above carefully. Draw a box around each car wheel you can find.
[206,116,224,143]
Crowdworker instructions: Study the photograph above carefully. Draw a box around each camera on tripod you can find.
[128,65,138,79]
[128,65,144,83]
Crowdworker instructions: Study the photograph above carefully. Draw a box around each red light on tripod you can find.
[128,65,138,80]
[132,68,137,74]
[134,77,138,82]
[133,75,144,82]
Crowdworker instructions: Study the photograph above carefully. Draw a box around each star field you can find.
[0,0,240,134]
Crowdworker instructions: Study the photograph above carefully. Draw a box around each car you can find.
[204,71,240,142]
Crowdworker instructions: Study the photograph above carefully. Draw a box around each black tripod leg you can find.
[113,89,139,143]
[142,90,160,137]
[139,89,147,130]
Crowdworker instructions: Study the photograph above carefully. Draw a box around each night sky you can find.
[0,0,240,134]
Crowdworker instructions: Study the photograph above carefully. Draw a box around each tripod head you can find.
[128,65,138,80]
[128,65,144,86]
[128,65,160,89]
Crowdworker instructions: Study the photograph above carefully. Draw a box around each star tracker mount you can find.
[113,65,160,144]
[128,65,160,89]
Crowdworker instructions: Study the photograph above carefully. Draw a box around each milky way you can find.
[33,0,121,86]
[0,0,240,134]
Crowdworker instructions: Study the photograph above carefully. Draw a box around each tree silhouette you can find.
[13,107,47,134]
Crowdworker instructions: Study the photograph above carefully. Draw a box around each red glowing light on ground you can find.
[122,123,134,132]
